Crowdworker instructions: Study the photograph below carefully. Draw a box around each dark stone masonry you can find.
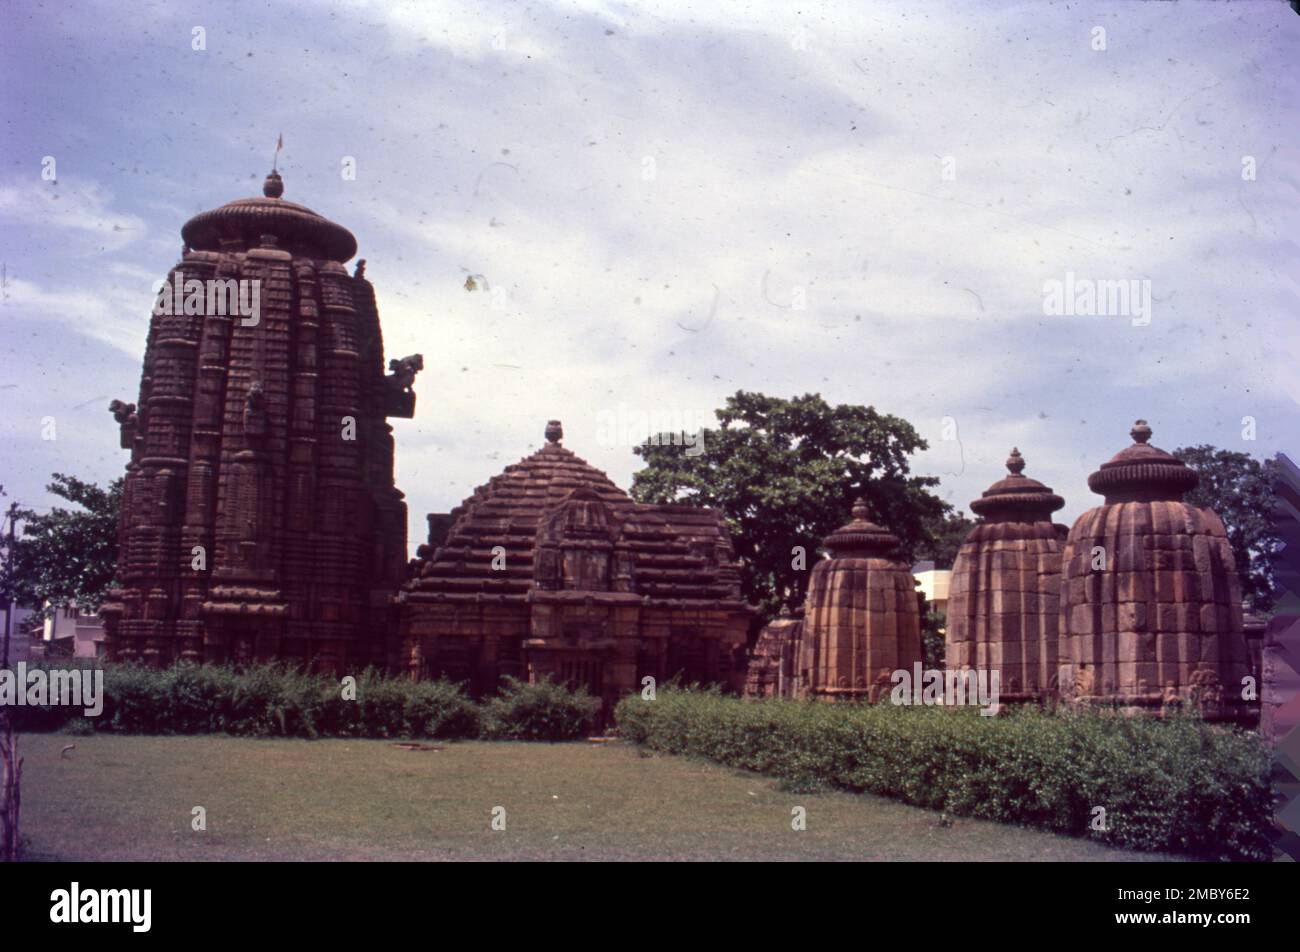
[102,173,418,673]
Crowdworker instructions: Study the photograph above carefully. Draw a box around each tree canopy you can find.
[1174,445,1280,613]
[1,474,121,619]
[629,391,949,624]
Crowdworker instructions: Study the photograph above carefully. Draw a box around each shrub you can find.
[8,661,590,743]
[614,688,1274,861]
[405,680,481,739]
[482,676,599,741]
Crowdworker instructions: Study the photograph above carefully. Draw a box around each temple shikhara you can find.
[101,174,1260,726]
[1057,422,1254,722]
[744,499,922,702]
[944,449,1067,704]
[101,172,420,672]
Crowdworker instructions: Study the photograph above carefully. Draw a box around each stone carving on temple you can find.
[945,448,1068,703]
[397,420,753,716]
[383,354,424,418]
[100,172,414,674]
[1058,421,1255,722]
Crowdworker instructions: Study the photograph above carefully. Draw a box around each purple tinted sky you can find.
[1,0,1297,549]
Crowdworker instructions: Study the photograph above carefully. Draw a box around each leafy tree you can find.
[3,474,122,619]
[920,603,946,670]
[630,391,949,626]
[915,510,976,570]
[1174,445,1279,613]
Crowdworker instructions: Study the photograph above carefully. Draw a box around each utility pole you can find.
[1,501,17,670]
[1,500,21,862]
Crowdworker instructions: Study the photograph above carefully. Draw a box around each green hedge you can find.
[615,688,1274,861]
[9,662,594,742]
[482,676,600,741]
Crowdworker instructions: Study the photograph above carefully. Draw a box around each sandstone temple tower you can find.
[1059,421,1253,721]
[101,171,420,672]
[945,449,1067,703]
[797,499,922,701]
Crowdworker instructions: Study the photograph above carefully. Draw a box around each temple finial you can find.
[1131,419,1152,445]
[1006,447,1025,475]
[850,497,868,521]
[545,420,563,444]
[263,169,284,198]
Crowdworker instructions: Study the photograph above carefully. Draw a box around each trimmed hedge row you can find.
[10,663,598,742]
[614,688,1274,861]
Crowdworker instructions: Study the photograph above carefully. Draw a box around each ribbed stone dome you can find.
[181,171,358,261]
[970,448,1064,519]
[821,498,899,557]
[1086,420,1199,501]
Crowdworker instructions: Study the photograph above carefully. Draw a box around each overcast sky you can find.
[2,0,1297,550]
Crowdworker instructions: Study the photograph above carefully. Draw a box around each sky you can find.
[1,0,1297,552]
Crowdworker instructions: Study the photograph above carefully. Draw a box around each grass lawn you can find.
[16,733,1181,861]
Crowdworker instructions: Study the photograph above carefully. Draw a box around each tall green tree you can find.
[630,391,948,625]
[915,510,976,570]
[1174,445,1279,613]
[3,474,122,619]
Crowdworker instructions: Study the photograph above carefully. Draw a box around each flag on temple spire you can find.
[272,133,283,171]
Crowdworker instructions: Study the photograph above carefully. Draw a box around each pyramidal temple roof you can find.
[404,421,746,605]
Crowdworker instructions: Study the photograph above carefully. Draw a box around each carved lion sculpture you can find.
[387,354,424,392]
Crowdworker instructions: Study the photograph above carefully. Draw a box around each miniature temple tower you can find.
[744,616,804,699]
[945,449,1067,703]
[797,499,922,701]
[1059,421,1253,721]
[101,171,420,672]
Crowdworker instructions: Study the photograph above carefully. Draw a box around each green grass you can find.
[16,734,1182,861]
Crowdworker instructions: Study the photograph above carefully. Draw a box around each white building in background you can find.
[1,604,40,662]
[42,605,107,658]
[912,561,952,618]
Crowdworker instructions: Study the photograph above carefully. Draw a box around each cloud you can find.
[0,0,1295,543]
[0,176,146,256]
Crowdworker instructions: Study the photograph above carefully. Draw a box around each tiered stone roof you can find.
[404,421,745,605]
